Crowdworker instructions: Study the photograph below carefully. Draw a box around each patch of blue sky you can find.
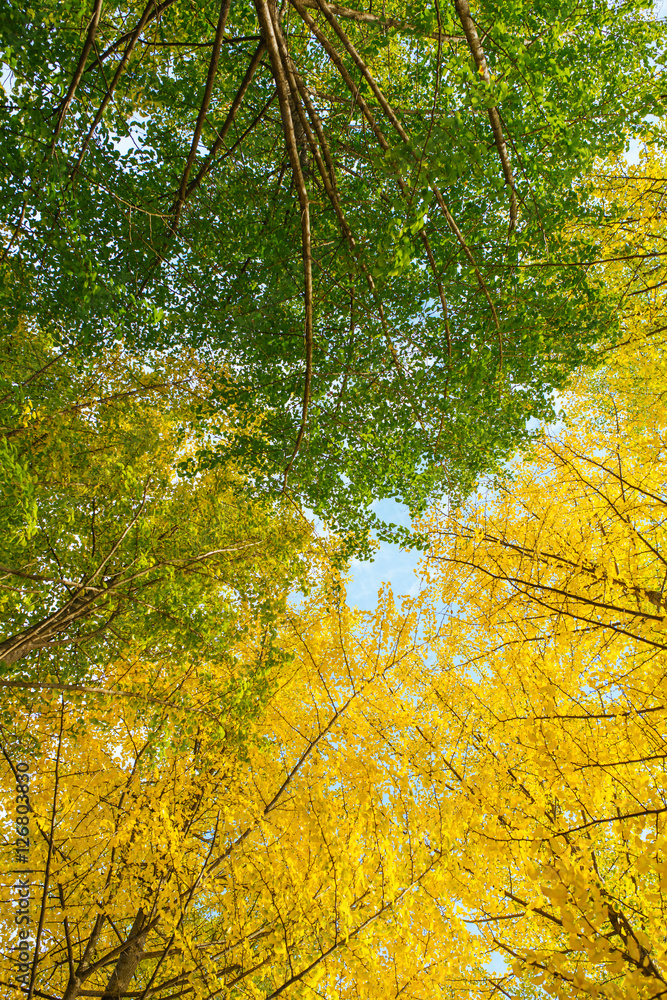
[0,63,15,96]
[345,498,426,611]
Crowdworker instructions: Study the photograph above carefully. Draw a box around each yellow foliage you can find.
[415,149,667,1000]
[0,584,485,999]
[5,153,667,1000]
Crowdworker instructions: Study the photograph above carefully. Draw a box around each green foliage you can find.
[1,0,663,545]
[0,319,311,680]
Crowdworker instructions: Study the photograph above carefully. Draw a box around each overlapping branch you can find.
[170,0,233,232]
[300,0,463,41]
[51,0,104,150]
[254,0,314,484]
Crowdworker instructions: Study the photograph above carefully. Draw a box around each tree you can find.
[7,162,667,997]
[12,330,667,1000]
[412,153,667,999]
[0,582,489,1000]
[0,321,311,676]
[1,0,664,538]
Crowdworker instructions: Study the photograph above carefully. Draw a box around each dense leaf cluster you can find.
[1,0,663,542]
[0,322,310,687]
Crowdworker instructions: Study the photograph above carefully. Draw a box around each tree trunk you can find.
[60,909,153,1000]
[61,913,106,1000]
[100,909,149,1000]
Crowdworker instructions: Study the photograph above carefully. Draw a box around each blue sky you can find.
[344,499,425,611]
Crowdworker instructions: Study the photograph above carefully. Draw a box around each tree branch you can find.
[171,0,233,233]
[299,0,463,42]
[255,0,313,486]
[72,0,162,177]
[183,41,267,203]
[453,0,518,233]
[51,0,104,150]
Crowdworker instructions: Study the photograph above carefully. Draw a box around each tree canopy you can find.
[0,321,311,677]
[412,148,667,1000]
[6,274,667,997]
[2,0,664,537]
[4,7,667,1000]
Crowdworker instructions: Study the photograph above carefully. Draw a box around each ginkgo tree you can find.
[6,321,667,1000]
[0,319,311,678]
[0,582,486,1000]
[418,422,667,999]
[413,151,667,1000]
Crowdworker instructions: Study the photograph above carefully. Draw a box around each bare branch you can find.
[73,0,163,176]
[254,0,313,486]
[183,42,267,203]
[94,0,177,65]
[299,0,463,42]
